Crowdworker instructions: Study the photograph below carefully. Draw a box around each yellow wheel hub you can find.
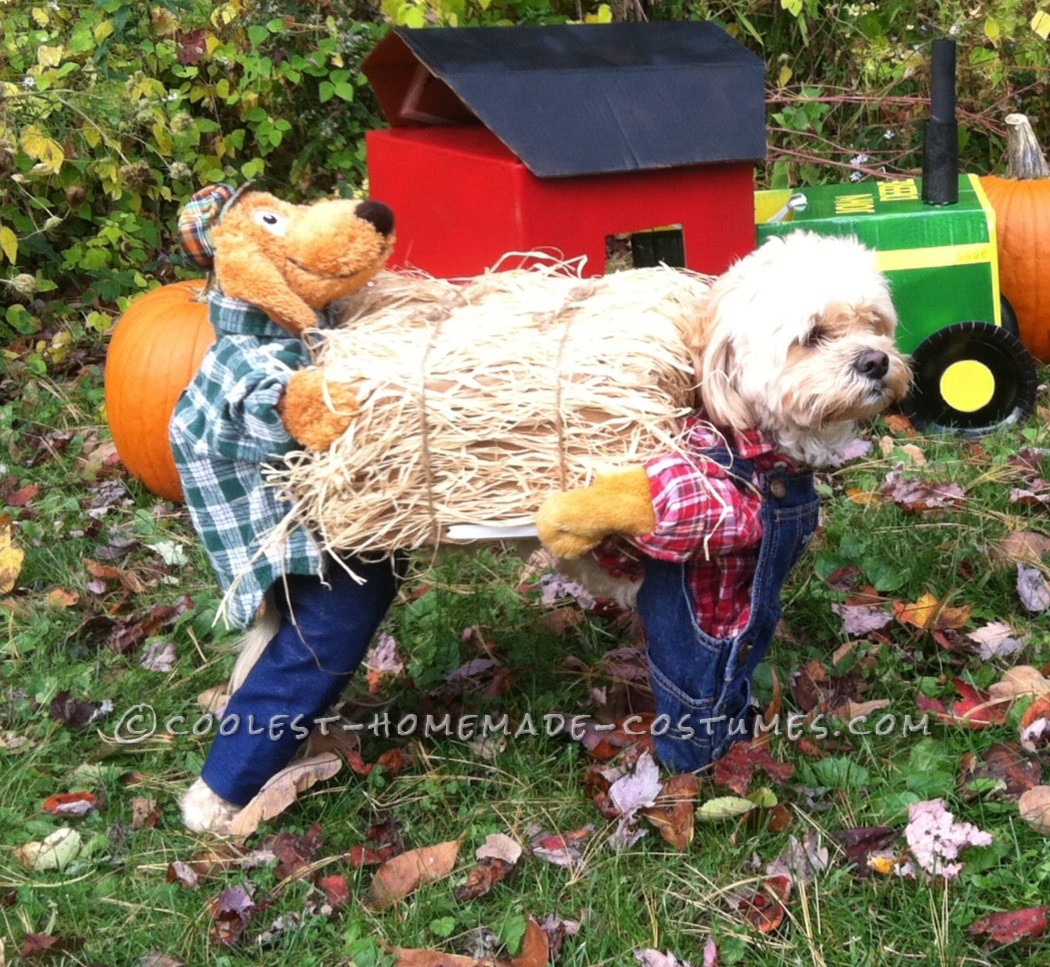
[939,359,995,413]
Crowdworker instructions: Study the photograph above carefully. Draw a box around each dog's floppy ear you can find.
[689,286,755,430]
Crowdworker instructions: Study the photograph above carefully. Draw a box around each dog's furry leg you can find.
[181,596,281,834]
[228,593,281,695]
[180,777,238,835]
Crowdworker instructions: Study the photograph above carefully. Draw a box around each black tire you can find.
[903,321,1038,436]
[1000,295,1020,339]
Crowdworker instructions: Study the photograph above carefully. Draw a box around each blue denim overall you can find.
[202,555,403,806]
[636,447,820,773]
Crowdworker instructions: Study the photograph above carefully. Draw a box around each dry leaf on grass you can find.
[1019,786,1050,834]
[958,742,1042,801]
[228,753,342,836]
[366,839,461,910]
[994,531,1050,567]
[1017,564,1050,613]
[969,906,1050,944]
[197,685,228,716]
[456,833,524,901]
[642,773,700,851]
[13,828,82,872]
[41,791,98,818]
[916,679,1010,729]
[389,917,548,967]
[1020,697,1050,753]
[990,666,1050,701]
[0,516,25,595]
[894,592,971,631]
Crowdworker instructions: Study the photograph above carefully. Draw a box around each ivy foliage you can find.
[1,0,388,335]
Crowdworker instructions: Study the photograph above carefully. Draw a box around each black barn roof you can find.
[362,22,766,178]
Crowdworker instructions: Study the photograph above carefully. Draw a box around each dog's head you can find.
[687,231,911,466]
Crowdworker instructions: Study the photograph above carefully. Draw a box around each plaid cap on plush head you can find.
[178,183,247,269]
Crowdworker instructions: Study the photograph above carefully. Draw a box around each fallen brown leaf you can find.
[642,773,699,851]
[958,742,1042,801]
[733,875,790,933]
[130,796,161,830]
[366,839,461,910]
[991,666,1050,702]
[894,592,971,631]
[713,741,794,796]
[916,679,1010,729]
[969,906,1050,945]
[317,874,350,911]
[229,753,342,836]
[1020,785,1050,834]
[207,883,255,947]
[41,791,99,818]
[994,532,1050,567]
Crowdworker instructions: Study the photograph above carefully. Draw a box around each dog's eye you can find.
[801,327,828,348]
[252,210,288,237]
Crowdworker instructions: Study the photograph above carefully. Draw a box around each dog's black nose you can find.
[354,200,395,237]
[854,349,890,380]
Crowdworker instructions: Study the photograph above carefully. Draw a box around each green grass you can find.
[2,350,1050,966]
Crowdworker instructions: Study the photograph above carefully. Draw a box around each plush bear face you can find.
[211,191,396,335]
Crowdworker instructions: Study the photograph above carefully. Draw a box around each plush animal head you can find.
[687,231,912,466]
[178,185,395,335]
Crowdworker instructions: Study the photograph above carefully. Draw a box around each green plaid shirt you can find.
[170,292,322,629]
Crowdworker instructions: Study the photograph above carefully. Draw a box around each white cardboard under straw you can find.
[264,258,710,559]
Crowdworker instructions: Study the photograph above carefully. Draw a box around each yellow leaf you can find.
[894,592,971,631]
[781,0,803,16]
[210,0,240,27]
[585,3,612,22]
[94,19,114,42]
[0,517,25,595]
[0,225,17,264]
[778,64,793,87]
[206,33,221,55]
[36,45,64,68]
[1033,10,1050,40]
[20,125,64,174]
[31,6,50,25]
[984,17,1000,43]
[152,121,173,157]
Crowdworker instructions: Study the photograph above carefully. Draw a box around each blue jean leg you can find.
[201,557,401,806]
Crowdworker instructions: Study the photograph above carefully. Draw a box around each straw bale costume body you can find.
[170,184,398,807]
[539,419,819,771]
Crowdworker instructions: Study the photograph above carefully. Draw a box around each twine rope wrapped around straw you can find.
[261,259,712,561]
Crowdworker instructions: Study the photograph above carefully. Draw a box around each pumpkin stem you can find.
[197,271,218,302]
[1004,113,1050,180]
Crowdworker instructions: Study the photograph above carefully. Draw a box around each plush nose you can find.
[354,200,395,237]
[854,349,890,380]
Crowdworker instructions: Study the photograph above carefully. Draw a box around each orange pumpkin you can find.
[104,279,214,501]
[980,113,1050,362]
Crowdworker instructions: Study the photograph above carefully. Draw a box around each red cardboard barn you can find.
[362,22,766,278]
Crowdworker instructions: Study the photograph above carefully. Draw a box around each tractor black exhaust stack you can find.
[922,38,959,205]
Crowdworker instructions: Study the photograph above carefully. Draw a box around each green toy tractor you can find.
[756,173,1038,435]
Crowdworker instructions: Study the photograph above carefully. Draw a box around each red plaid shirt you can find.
[592,421,794,638]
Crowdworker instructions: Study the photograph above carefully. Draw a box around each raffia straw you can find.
[263,258,711,559]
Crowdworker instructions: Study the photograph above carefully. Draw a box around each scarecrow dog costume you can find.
[174,212,911,832]
[171,184,397,833]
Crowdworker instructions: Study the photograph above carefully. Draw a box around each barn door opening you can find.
[605,225,686,272]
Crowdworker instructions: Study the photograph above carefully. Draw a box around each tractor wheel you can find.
[903,321,1037,436]
[1001,295,1020,338]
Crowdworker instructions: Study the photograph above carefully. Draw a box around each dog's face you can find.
[688,231,911,465]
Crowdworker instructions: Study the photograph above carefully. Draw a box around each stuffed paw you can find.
[536,466,657,558]
[279,369,360,451]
